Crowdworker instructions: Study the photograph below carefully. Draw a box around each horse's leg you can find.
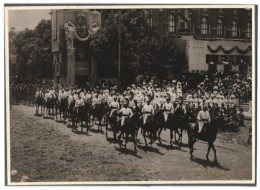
[180,128,183,144]
[149,131,153,145]
[118,131,122,147]
[189,138,194,158]
[51,108,54,119]
[125,133,128,149]
[113,129,117,143]
[55,107,57,121]
[158,127,163,144]
[99,118,102,132]
[36,104,38,114]
[206,143,211,161]
[81,115,83,132]
[170,129,174,146]
[133,132,137,152]
[143,130,148,147]
[105,116,108,135]
[211,143,217,162]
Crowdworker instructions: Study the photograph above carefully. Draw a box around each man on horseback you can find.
[75,94,85,113]
[197,105,211,135]
[35,87,43,114]
[118,98,133,127]
[141,95,154,125]
[109,96,120,117]
[92,94,101,108]
[128,91,136,111]
[162,93,174,123]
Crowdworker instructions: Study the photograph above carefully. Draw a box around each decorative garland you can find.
[75,32,91,42]
[207,45,252,55]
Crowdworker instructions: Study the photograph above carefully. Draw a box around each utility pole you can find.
[118,10,121,83]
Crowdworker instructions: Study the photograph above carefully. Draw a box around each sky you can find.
[8,10,51,31]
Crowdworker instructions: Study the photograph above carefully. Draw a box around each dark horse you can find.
[187,115,223,162]
[158,111,182,146]
[107,110,121,142]
[35,93,44,115]
[118,115,138,152]
[67,99,77,129]
[56,97,68,123]
[90,102,108,131]
[44,95,56,119]
[140,112,161,147]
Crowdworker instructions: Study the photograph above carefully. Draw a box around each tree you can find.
[11,19,52,82]
[90,9,180,84]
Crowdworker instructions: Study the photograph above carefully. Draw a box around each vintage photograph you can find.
[5,5,256,185]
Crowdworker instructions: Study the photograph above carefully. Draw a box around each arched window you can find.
[231,20,238,37]
[246,22,252,38]
[216,18,223,36]
[168,14,175,33]
[201,17,208,35]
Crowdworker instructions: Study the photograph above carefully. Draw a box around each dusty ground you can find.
[9,105,253,183]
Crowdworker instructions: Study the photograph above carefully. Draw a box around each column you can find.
[66,48,75,86]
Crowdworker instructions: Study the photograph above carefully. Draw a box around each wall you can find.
[180,36,252,72]
[51,9,101,86]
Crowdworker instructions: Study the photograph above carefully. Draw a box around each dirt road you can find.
[9,105,252,183]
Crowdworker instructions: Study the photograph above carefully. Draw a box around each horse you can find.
[117,116,138,152]
[44,94,57,119]
[75,105,86,132]
[35,93,44,115]
[67,100,77,129]
[140,112,161,147]
[90,102,108,131]
[187,114,223,162]
[56,98,68,123]
[84,100,92,132]
[157,111,181,146]
[107,109,121,142]
[172,105,189,144]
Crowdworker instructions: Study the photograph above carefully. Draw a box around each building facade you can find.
[51,9,101,87]
[151,8,252,73]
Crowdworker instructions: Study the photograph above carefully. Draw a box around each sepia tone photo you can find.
[5,5,256,185]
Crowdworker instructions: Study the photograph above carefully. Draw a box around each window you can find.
[216,18,223,36]
[231,20,238,37]
[219,9,224,13]
[168,14,175,33]
[180,22,185,29]
[148,17,153,29]
[201,17,208,35]
[246,22,252,38]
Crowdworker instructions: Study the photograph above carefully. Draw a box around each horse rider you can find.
[162,93,174,123]
[118,98,133,127]
[75,95,85,113]
[109,96,120,117]
[141,95,154,125]
[58,89,66,101]
[197,105,211,134]
[92,94,101,108]
[68,91,75,106]
[128,92,136,111]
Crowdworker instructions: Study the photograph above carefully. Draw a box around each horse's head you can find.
[146,114,153,124]
[111,110,118,118]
